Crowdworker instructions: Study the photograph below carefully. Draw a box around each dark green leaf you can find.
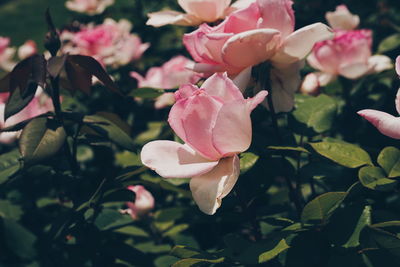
[301,192,347,224]
[0,149,20,184]
[47,54,66,78]
[267,146,310,153]
[130,88,164,99]
[309,140,372,168]
[2,218,37,259]
[19,117,66,164]
[65,57,92,94]
[378,33,400,53]
[0,200,23,220]
[377,147,400,178]
[4,85,37,121]
[240,152,259,173]
[358,166,397,191]
[83,114,134,151]
[292,94,337,133]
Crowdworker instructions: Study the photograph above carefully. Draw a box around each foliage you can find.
[0,0,400,266]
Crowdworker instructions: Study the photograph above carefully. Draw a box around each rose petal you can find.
[396,89,400,115]
[141,140,219,178]
[272,23,334,65]
[339,62,370,79]
[358,109,400,139]
[201,72,244,102]
[212,100,252,156]
[396,56,400,77]
[190,155,240,215]
[233,67,252,93]
[367,55,393,74]
[222,29,281,68]
[178,0,231,22]
[182,93,223,160]
[257,0,295,38]
[267,61,304,113]
[146,10,201,27]
[246,90,268,112]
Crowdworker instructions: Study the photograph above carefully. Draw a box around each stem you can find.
[234,190,261,241]
[261,63,303,217]
[50,75,79,174]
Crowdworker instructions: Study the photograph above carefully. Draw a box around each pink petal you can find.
[190,155,240,215]
[396,56,400,77]
[257,0,295,38]
[396,89,400,115]
[358,109,400,139]
[201,72,244,102]
[168,97,191,141]
[212,100,252,156]
[272,23,334,65]
[222,2,260,33]
[222,29,281,68]
[367,55,393,74]
[300,72,336,95]
[154,93,175,109]
[268,61,304,113]
[182,94,223,160]
[178,0,231,22]
[146,10,201,27]
[246,90,268,111]
[325,5,360,30]
[339,62,370,79]
[140,140,219,178]
[233,67,252,93]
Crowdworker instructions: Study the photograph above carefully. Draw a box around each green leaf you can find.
[115,151,141,168]
[84,114,134,151]
[135,241,171,254]
[130,88,164,99]
[292,94,337,133]
[19,117,66,164]
[2,218,37,259]
[309,140,372,168]
[170,246,224,267]
[267,146,310,154]
[162,224,189,237]
[0,149,20,184]
[172,258,224,267]
[377,147,400,178]
[326,202,371,248]
[240,152,259,173]
[0,200,23,220]
[358,166,397,191]
[134,122,165,145]
[114,226,149,237]
[367,226,400,257]
[94,208,132,231]
[301,192,347,224]
[223,234,289,264]
[378,33,400,53]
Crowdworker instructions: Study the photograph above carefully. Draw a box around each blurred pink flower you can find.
[357,56,400,139]
[141,73,267,215]
[146,0,255,27]
[65,0,114,15]
[183,0,333,112]
[0,37,16,71]
[0,89,53,144]
[122,185,155,219]
[61,19,149,68]
[130,56,201,109]
[18,40,37,60]
[302,30,392,94]
[325,5,360,30]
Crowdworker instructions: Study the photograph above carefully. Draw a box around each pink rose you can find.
[325,5,360,31]
[183,0,332,75]
[141,73,267,214]
[147,0,255,27]
[303,30,392,93]
[61,19,149,68]
[122,185,155,219]
[130,56,201,109]
[65,0,114,15]
[0,37,16,72]
[18,40,37,60]
[0,89,53,144]
[183,0,333,112]
[357,56,400,139]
